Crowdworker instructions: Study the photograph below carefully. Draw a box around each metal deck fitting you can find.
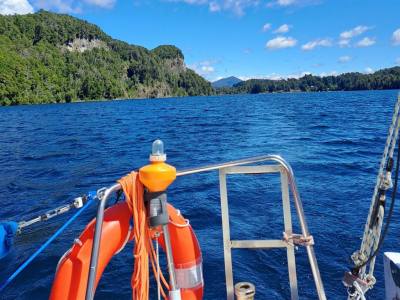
[85,155,326,300]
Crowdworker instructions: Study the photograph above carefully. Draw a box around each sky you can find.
[1,0,400,81]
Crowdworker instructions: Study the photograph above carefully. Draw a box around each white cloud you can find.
[274,24,290,33]
[0,0,34,14]
[266,36,297,49]
[301,38,332,51]
[293,71,311,78]
[239,70,344,81]
[267,0,318,7]
[169,0,260,15]
[338,55,351,63]
[319,70,338,77]
[356,37,375,47]
[276,0,296,5]
[209,1,220,11]
[338,25,372,48]
[173,0,208,3]
[262,23,271,32]
[340,25,371,39]
[219,0,260,15]
[30,0,115,13]
[201,65,214,72]
[237,74,267,80]
[30,0,81,13]
[392,28,400,45]
[338,39,350,48]
[396,57,400,65]
[172,0,318,13]
[84,0,116,8]
[364,67,374,74]
[188,60,216,78]
[239,71,311,81]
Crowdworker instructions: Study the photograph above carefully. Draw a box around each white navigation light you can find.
[150,139,167,162]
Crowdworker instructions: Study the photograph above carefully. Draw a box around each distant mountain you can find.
[0,10,213,105]
[212,76,242,88]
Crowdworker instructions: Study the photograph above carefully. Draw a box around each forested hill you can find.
[0,11,213,105]
[217,67,400,94]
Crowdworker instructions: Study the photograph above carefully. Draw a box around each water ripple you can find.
[0,90,398,299]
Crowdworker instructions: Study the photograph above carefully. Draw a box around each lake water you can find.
[0,90,399,299]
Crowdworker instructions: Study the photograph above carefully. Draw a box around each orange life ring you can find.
[49,202,203,300]
[157,204,203,300]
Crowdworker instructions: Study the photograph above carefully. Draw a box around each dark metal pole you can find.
[85,184,120,300]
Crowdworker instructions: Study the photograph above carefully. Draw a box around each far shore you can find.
[1,88,399,107]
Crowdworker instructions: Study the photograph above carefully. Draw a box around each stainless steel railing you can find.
[85,155,326,300]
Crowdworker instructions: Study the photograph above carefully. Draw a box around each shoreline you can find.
[1,88,399,107]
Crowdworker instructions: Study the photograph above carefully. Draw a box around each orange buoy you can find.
[139,139,176,192]
[50,202,203,300]
[139,161,176,192]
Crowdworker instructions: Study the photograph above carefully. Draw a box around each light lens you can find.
[152,139,164,156]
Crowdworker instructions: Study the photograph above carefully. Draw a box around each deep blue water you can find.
[0,90,399,299]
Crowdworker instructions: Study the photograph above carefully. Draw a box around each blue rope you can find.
[0,192,96,291]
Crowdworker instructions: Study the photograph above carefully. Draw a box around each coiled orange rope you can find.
[118,172,169,300]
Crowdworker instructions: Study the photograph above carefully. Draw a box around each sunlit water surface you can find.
[0,90,399,299]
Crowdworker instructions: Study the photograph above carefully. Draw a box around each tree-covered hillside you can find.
[217,67,400,94]
[0,10,213,105]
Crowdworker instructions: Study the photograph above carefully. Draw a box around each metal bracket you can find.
[380,172,393,190]
[96,188,107,201]
[342,271,375,299]
[343,271,369,289]
[283,232,314,247]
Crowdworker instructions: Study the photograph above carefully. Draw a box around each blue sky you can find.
[1,0,400,81]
